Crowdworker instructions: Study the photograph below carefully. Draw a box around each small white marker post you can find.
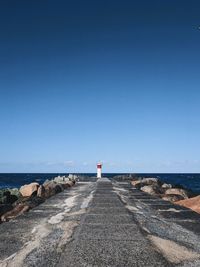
[97,163,102,178]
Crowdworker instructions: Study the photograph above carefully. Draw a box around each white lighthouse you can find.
[97,163,102,178]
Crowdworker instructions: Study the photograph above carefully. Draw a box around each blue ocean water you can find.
[0,173,66,189]
[0,173,200,194]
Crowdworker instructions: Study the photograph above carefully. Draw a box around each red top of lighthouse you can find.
[97,163,102,169]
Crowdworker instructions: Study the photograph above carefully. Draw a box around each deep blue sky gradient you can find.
[0,0,200,172]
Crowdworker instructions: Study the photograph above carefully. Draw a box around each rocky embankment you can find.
[131,177,200,214]
[0,175,77,223]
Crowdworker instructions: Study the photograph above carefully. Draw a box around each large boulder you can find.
[54,176,67,184]
[23,196,45,209]
[37,185,46,198]
[165,188,189,199]
[62,182,72,190]
[113,174,136,181]
[176,196,200,214]
[43,181,63,198]
[66,181,75,187]
[141,178,160,185]
[20,182,39,197]
[162,194,185,202]
[9,188,21,197]
[131,180,141,187]
[43,179,51,185]
[1,203,29,222]
[54,184,64,193]
[13,194,44,207]
[43,182,54,198]
[141,185,163,196]
[68,174,78,181]
[131,178,161,189]
[0,189,7,200]
[43,177,77,198]
[161,183,172,189]
[54,175,76,184]
[0,191,18,204]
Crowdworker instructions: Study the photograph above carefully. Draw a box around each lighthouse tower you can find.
[97,163,102,178]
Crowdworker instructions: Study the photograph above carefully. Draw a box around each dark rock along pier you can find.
[1,177,200,266]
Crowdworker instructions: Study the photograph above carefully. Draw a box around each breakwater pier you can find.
[1,177,200,266]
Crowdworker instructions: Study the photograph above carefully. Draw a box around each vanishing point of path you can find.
[1,178,200,266]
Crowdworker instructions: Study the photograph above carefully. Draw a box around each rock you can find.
[54,184,64,193]
[37,185,46,198]
[20,183,39,197]
[43,179,51,185]
[66,181,74,187]
[43,179,75,195]
[131,178,161,189]
[62,183,72,189]
[9,188,21,198]
[176,196,200,214]
[68,174,76,180]
[68,174,78,181]
[162,183,172,189]
[54,176,66,183]
[1,203,29,222]
[0,174,78,222]
[113,174,137,181]
[43,184,53,198]
[24,196,45,208]
[14,194,44,206]
[141,185,163,196]
[0,204,13,217]
[141,178,160,185]
[53,175,74,184]
[165,188,189,199]
[131,180,141,187]
[43,181,63,198]
[162,194,185,202]
[0,191,9,204]
[0,189,14,201]
[1,191,18,204]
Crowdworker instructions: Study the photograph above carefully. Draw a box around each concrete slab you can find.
[0,216,36,259]
[97,182,112,185]
[92,198,121,204]
[77,224,141,240]
[96,188,113,191]
[95,190,113,194]
[88,207,129,215]
[97,185,112,187]
[84,214,134,224]
[159,210,200,220]
[139,199,169,204]
[93,194,117,198]
[97,178,111,182]
[175,221,200,235]
[94,190,115,195]
[58,239,171,267]
[91,202,125,208]
[129,196,153,200]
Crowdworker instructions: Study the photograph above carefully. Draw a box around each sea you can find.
[0,173,200,194]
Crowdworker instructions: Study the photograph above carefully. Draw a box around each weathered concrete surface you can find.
[0,178,200,266]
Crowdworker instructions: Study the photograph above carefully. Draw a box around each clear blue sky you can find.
[0,0,200,173]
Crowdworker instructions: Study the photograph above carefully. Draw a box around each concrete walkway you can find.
[58,178,170,266]
[1,178,200,266]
